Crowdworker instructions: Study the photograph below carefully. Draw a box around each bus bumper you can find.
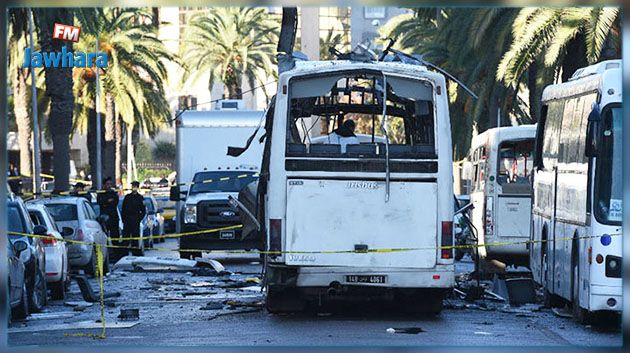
[589,284,622,311]
[292,265,455,288]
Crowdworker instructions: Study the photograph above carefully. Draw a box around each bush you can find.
[153,140,176,162]
[135,141,153,163]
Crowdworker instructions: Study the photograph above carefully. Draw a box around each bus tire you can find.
[266,286,305,313]
[572,263,591,324]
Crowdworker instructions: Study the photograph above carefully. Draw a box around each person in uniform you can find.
[121,181,146,256]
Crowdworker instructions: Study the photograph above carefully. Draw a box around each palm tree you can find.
[8,9,32,178]
[34,8,75,191]
[74,8,175,184]
[383,8,527,159]
[180,7,278,99]
[497,7,620,86]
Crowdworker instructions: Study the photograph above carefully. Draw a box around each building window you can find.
[364,7,386,19]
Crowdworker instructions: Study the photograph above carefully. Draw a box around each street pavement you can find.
[8,239,622,347]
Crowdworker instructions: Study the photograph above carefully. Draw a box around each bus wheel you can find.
[572,264,591,324]
[266,286,305,313]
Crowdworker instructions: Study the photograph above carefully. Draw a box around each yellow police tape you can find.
[6,226,621,339]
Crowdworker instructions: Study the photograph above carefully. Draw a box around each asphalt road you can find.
[8,239,622,347]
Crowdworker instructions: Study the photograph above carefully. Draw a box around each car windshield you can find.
[189,171,258,194]
[595,106,622,225]
[45,203,78,222]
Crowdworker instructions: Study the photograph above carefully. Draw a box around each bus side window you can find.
[534,105,547,170]
[541,101,564,169]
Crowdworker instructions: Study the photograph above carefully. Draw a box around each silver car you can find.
[35,197,111,276]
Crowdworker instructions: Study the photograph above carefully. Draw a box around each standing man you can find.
[122,181,146,256]
[97,177,120,243]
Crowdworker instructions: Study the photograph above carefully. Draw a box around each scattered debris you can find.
[474,331,493,336]
[73,305,89,312]
[200,302,225,310]
[8,320,139,333]
[190,281,214,287]
[224,299,264,308]
[115,256,197,272]
[148,278,188,286]
[552,306,573,318]
[505,278,537,305]
[194,258,226,273]
[28,312,76,320]
[117,308,140,321]
[386,327,425,334]
[498,303,542,315]
[73,275,99,302]
[183,290,218,297]
[64,301,94,308]
[206,307,262,320]
[193,267,231,277]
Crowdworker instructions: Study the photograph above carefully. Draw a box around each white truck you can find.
[169,103,265,259]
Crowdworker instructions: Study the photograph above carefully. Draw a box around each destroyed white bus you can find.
[235,56,459,313]
[463,125,536,266]
[530,60,622,322]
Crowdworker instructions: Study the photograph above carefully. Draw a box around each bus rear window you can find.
[286,71,436,161]
[497,139,534,185]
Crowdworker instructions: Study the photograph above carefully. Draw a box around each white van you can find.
[258,60,455,313]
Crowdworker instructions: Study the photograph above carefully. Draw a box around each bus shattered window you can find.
[497,139,534,185]
[286,72,436,159]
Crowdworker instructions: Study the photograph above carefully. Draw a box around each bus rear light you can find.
[595,254,604,264]
[432,275,440,280]
[269,219,282,256]
[441,221,453,259]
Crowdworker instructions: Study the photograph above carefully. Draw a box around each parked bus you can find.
[464,125,536,266]
[530,60,621,322]
[250,59,455,313]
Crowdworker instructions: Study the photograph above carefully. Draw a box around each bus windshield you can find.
[595,106,622,225]
[497,139,534,185]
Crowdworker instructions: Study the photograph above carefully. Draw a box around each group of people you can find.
[75,177,147,255]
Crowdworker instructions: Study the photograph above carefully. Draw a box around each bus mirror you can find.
[585,109,601,157]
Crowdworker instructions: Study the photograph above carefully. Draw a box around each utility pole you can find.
[28,8,41,195]
[95,8,102,190]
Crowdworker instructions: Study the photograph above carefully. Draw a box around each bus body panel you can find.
[531,60,621,314]
[285,179,437,268]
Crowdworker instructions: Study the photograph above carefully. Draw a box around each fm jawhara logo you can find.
[22,22,108,69]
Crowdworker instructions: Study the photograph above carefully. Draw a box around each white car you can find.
[35,197,111,277]
[26,203,71,300]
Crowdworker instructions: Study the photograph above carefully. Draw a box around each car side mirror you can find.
[585,109,601,157]
[170,185,182,201]
[33,224,48,236]
[13,240,28,255]
[62,227,74,237]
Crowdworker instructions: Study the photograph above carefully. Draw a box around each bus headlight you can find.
[184,205,197,224]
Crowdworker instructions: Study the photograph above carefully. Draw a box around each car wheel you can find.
[12,283,29,320]
[84,247,97,277]
[29,267,47,312]
[50,279,66,300]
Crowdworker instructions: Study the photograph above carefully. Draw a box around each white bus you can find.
[259,60,455,313]
[464,125,536,266]
[530,60,622,322]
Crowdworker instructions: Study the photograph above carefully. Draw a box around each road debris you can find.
[118,308,140,321]
[206,307,262,320]
[64,301,94,308]
[386,327,425,334]
[200,302,224,310]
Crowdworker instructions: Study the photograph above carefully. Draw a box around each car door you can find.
[81,200,106,246]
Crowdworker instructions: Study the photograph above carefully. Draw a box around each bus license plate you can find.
[220,230,235,239]
[346,275,387,284]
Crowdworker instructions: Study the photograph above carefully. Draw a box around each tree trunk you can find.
[37,9,74,192]
[12,66,32,177]
[86,105,97,180]
[103,92,115,181]
[115,114,122,184]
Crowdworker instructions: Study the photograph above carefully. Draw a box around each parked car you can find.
[36,197,111,276]
[153,192,176,234]
[8,240,29,320]
[7,196,48,313]
[26,203,71,300]
[144,195,165,243]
